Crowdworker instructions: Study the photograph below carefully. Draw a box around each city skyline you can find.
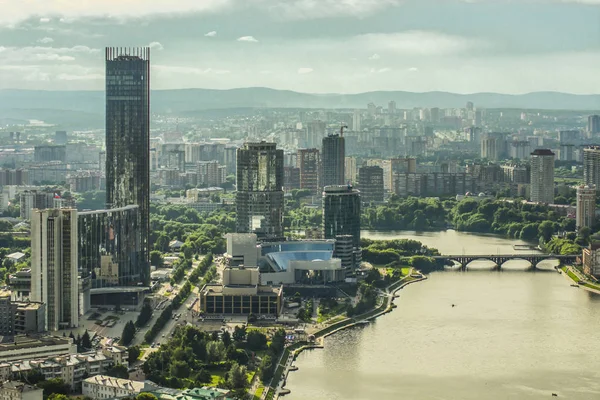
[4,1,600,93]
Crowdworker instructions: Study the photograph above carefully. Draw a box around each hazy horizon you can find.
[3,0,600,94]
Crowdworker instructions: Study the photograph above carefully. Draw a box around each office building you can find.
[322,185,361,248]
[199,265,283,316]
[588,115,600,138]
[8,269,31,301]
[388,101,396,115]
[584,146,600,188]
[576,185,596,230]
[298,148,320,194]
[31,208,78,331]
[529,149,555,204]
[322,134,345,188]
[358,165,384,204]
[78,206,141,286]
[236,142,284,241]
[105,47,150,284]
[559,144,574,162]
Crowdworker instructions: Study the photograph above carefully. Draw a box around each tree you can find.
[232,325,247,342]
[227,362,247,389]
[221,330,232,348]
[246,330,267,351]
[136,301,153,327]
[520,223,539,241]
[128,345,141,362]
[120,321,136,346]
[48,394,69,400]
[538,221,555,243]
[259,355,274,382]
[150,250,164,267]
[24,369,45,385]
[206,341,226,363]
[37,378,69,397]
[136,393,158,400]
[105,364,129,379]
[170,360,191,379]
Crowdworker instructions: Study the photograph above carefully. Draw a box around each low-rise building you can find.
[0,381,42,400]
[82,375,147,399]
[0,336,77,363]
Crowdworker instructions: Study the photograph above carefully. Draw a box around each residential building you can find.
[82,375,145,399]
[235,142,284,241]
[588,115,600,138]
[19,191,55,220]
[583,146,600,189]
[13,302,45,334]
[0,291,13,336]
[34,145,66,163]
[352,110,361,132]
[8,269,31,301]
[358,166,384,204]
[298,149,320,194]
[283,167,300,191]
[31,209,78,331]
[481,133,507,161]
[583,242,600,278]
[529,149,555,204]
[321,134,345,188]
[105,47,150,284]
[197,161,226,187]
[55,131,68,145]
[344,157,357,184]
[576,185,596,230]
[0,381,42,400]
[394,173,476,197]
[322,185,361,248]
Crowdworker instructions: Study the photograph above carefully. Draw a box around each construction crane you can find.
[340,125,348,137]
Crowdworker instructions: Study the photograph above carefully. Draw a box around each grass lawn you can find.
[207,371,226,387]
[253,386,265,400]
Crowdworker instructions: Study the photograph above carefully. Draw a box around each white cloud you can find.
[297,67,314,74]
[56,72,103,81]
[0,45,99,64]
[149,41,164,50]
[408,67,419,72]
[204,31,217,37]
[368,53,380,60]
[37,37,54,44]
[237,36,258,42]
[39,17,50,23]
[355,31,485,56]
[270,0,400,19]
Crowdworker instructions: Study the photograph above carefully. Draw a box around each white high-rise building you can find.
[31,208,79,331]
[577,185,596,230]
[352,110,362,132]
[529,149,555,204]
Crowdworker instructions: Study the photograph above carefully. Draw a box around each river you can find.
[285,230,600,400]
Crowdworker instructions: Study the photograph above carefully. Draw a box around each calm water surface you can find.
[285,230,600,400]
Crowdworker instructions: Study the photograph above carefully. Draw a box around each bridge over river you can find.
[433,254,578,270]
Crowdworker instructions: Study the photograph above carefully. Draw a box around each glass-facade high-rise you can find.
[78,205,141,289]
[236,142,284,241]
[322,185,361,247]
[322,134,345,188]
[105,47,150,284]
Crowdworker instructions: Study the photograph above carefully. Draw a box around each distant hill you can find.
[1,88,600,120]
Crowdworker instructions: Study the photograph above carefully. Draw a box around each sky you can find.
[2,0,600,94]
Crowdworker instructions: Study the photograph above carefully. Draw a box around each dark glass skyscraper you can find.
[236,142,284,241]
[105,47,150,284]
[322,134,345,188]
[322,185,361,247]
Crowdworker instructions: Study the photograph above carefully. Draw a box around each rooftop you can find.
[84,375,145,392]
